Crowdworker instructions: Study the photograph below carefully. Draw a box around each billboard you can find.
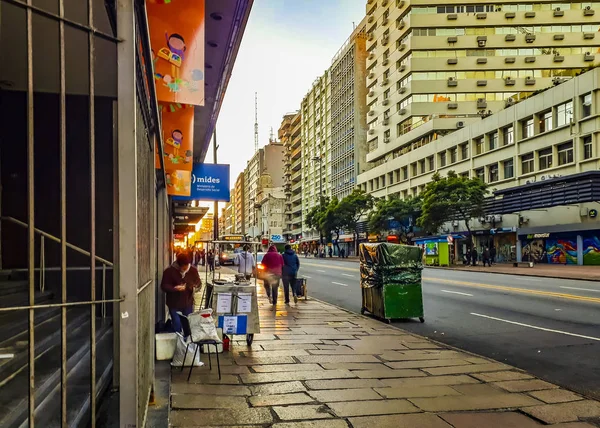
[166,170,192,197]
[147,0,205,106]
[173,163,230,202]
[161,103,194,172]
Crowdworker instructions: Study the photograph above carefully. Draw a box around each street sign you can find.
[447,235,454,244]
[270,234,285,243]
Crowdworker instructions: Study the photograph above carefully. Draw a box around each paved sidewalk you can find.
[169,283,600,427]
[432,263,600,282]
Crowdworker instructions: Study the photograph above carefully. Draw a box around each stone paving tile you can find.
[521,400,600,424]
[471,370,533,382]
[258,343,319,351]
[298,354,381,364]
[170,408,273,426]
[424,363,510,376]
[307,348,389,355]
[241,369,356,384]
[550,423,599,428]
[403,342,444,350]
[380,350,466,361]
[251,363,324,373]
[171,383,251,396]
[234,356,296,365]
[171,394,248,410]
[409,392,541,412]
[242,349,310,357]
[327,399,420,417]
[305,379,388,390]
[375,385,462,399]
[493,379,559,392]
[250,381,307,396]
[320,363,391,371]
[271,420,350,428]
[381,375,480,388]
[349,413,453,428]
[464,357,493,364]
[277,334,359,341]
[273,404,334,421]
[385,359,473,369]
[216,365,251,374]
[354,369,427,379]
[172,373,240,385]
[439,411,544,428]
[308,388,383,402]
[315,344,345,350]
[249,392,314,407]
[529,388,584,404]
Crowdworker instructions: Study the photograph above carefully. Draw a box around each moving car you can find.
[219,250,235,266]
[255,252,267,280]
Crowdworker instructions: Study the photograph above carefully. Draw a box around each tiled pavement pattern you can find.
[170,285,600,427]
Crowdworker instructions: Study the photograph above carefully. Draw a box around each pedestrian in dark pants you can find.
[340,248,346,258]
[328,247,333,258]
[282,244,301,304]
[160,253,201,336]
[262,245,284,310]
[483,247,491,267]
[207,250,215,272]
[471,247,478,266]
[490,246,497,265]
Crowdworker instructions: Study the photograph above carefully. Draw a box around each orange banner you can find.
[147,0,205,106]
[161,103,194,172]
[166,170,192,197]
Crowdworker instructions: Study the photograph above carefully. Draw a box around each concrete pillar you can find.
[577,234,584,266]
[516,239,522,262]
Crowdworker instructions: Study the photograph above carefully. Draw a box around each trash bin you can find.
[359,243,424,323]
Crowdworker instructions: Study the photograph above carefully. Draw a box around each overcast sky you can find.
[214,0,366,185]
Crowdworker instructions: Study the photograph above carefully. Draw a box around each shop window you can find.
[503,159,514,179]
[521,153,534,174]
[556,100,573,127]
[539,148,553,170]
[557,142,574,165]
[583,135,593,160]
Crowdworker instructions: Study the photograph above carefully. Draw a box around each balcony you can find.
[291,147,301,160]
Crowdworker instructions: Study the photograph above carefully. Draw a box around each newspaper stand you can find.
[210,279,260,345]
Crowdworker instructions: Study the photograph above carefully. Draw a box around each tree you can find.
[368,195,421,243]
[417,171,488,247]
[306,197,341,246]
[337,189,374,254]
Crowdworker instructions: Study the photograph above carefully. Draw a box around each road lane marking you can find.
[560,286,600,293]
[425,277,600,305]
[441,290,473,297]
[317,270,326,273]
[342,273,355,278]
[302,262,357,272]
[520,277,542,282]
[470,313,600,342]
[302,275,312,279]
[332,282,349,287]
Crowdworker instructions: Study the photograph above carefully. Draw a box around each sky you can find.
[214,0,366,186]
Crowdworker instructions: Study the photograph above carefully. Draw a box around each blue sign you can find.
[173,163,230,202]
[271,234,285,243]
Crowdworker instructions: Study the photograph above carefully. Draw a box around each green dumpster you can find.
[359,243,424,323]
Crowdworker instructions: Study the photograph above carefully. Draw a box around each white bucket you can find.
[155,333,178,360]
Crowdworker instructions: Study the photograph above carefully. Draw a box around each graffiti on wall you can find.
[521,239,547,263]
[522,235,577,264]
[583,235,600,266]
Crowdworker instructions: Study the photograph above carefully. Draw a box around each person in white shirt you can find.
[234,245,256,280]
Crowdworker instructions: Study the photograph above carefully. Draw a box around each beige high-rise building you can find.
[279,112,302,239]
[234,173,245,235]
[224,190,235,235]
[358,0,600,196]
[301,72,332,237]
[331,18,370,199]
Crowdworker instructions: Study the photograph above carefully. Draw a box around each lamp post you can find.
[312,155,324,245]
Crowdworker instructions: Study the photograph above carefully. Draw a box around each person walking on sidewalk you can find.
[483,247,491,267]
[234,244,256,280]
[282,244,301,304]
[207,250,215,272]
[262,245,284,310]
[160,253,201,335]
[471,246,478,266]
[490,246,497,265]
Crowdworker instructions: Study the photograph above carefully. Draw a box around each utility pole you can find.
[213,128,219,242]
[254,92,259,153]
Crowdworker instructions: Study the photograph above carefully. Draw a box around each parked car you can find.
[255,252,267,280]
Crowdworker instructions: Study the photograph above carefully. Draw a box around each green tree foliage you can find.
[417,171,488,244]
[306,197,341,244]
[368,195,421,243]
[337,189,374,252]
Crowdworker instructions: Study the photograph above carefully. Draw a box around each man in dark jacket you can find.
[282,244,301,305]
[262,245,284,310]
[161,253,201,334]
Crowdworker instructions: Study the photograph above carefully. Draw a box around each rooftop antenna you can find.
[269,127,274,142]
[254,92,259,153]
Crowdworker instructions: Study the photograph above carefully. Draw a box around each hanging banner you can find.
[173,163,230,202]
[147,0,205,106]
[166,169,192,197]
[161,103,194,171]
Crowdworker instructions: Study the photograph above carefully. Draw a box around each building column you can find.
[516,239,522,262]
[116,0,139,426]
[577,234,584,266]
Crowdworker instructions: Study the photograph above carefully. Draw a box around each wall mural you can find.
[521,239,548,263]
[583,235,600,266]
[546,238,577,265]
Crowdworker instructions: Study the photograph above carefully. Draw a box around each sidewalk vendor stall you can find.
[359,242,425,323]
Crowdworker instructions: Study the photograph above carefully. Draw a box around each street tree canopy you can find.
[417,171,488,240]
[368,195,421,242]
[305,197,342,242]
[337,189,374,250]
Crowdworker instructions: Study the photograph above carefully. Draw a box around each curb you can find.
[428,265,600,283]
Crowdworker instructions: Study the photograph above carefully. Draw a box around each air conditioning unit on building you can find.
[399,64,406,72]
[384,137,390,143]
[383,118,389,125]
[368,110,375,116]
[399,86,407,93]
[382,18,389,26]
[382,36,389,45]
[398,20,406,29]
[368,90,375,97]
[368,72,375,79]
[382,58,389,66]
[380,78,389,86]
[399,108,407,115]
[456,121,465,128]
[368,129,375,135]
[382,99,390,106]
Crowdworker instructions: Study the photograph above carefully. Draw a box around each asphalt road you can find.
[297,257,600,400]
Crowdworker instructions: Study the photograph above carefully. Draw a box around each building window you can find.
[582,93,592,118]
[475,168,484,182]
[583,135,593,160]
[538,148,553,170]
[488,131,498,151]
[460,143,469,159]
[556,100,573,127]
[503,126,514,146]
[521,153,534,174]
[488,164,499,183]
[503,159,514,179]
[402,166,408,180]
[522,118,534,138]
[474,137,484,155]
[428,156,435,171]
[557,142,574,165]
[439,152,447,167]
[419,159,426,174]
[411,163,417,176]
[539,110,553,133]
[450,147,457,164]
[384,89,390,99]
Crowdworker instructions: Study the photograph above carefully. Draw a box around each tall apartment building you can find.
[279,112,302,240]
[301,72,332,236]
[244,140,285,236]
[331,18,370,199]
[257,187,287,240]
[359,0,600,196]
[224,190,235,235]
[234,172,246,235]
